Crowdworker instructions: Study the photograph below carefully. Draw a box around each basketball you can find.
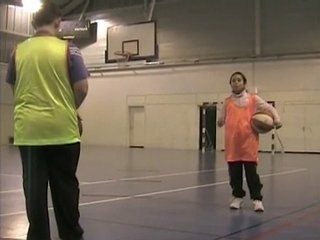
[251,112,274,134]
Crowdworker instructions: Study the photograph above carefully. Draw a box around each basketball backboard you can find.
[105,21,157,63]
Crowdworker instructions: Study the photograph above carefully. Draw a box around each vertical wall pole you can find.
[148,0,156,21]
[255,0,261,56]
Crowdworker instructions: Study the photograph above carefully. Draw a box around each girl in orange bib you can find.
[218,72,282,212]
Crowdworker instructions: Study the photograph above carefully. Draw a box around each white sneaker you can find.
[253,200,264,212]
[230,198,243,209]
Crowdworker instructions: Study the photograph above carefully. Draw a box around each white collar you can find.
[232,90,247,98]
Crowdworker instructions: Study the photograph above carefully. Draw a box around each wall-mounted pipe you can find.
[0,29,30,37]
[144,0,148,18]
[255,0,261,55]
[148,0,156,21]
[78,0,90,22]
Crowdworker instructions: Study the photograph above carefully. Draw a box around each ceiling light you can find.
[22,0,42,13]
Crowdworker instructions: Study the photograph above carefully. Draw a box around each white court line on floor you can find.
[0,168,227,194]
[0,168,307,217]
[80,168,227,185]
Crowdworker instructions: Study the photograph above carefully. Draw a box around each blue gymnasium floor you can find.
[0,146,319,240]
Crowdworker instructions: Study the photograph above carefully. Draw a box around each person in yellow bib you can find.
[6,1,88,239]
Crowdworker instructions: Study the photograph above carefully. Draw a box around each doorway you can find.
[199,103,217,151]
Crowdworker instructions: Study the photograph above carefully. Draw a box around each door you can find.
[199,103,217,151]
[129,106,145,148]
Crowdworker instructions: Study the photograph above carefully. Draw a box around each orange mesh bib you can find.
[225,95,259,162]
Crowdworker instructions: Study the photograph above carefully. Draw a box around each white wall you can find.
[145,103,198,149]
[254,60,320,152]
[79,63,248,147]
[78,59,320,152]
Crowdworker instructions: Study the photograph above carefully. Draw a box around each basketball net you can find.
[114,51,132,68]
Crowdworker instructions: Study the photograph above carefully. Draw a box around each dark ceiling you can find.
[58,0,148,15]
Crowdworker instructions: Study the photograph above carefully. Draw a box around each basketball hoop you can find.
[114,50,132,68]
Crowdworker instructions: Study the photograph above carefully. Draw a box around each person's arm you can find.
[67,42,89,109]
[217,100,226,127]
[255,95,282,129]
[73,79,88,109]
[6,50,16,92]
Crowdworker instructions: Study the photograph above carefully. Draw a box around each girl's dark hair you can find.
[32,0,62,29]
[229,72,247,84]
